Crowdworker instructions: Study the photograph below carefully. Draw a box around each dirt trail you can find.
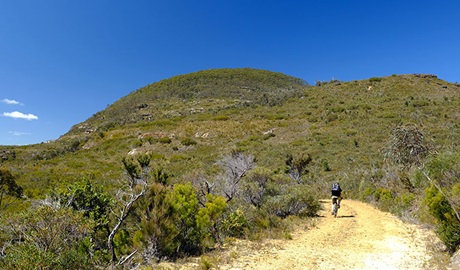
[221,200,437,270]
[160,200,440,269]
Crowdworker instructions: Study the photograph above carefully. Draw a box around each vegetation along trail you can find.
[170,200,439,269]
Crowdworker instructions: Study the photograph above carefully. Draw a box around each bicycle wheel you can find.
[331,197,338,217]
[333,203,338,217]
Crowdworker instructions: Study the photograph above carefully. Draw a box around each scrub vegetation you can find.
[1,68,460,268]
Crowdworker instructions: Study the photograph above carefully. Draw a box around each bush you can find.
[0,206,95,269]
[181,137,198,146]
[57,179,113,250]
[424,184,460,252]
[376,187,394,212]
[159,137,172,144]
[321,159,331,171]
[213,115,229,121]
[369,77,382,82]
[58,179,112,228]
[0,168,23,210]
[196,194,227,248]
[135,182,178,260]
[264,185,320,218]
[222,208,249,237]
[168,183,201,253]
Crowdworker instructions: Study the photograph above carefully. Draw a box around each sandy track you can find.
[158,199,439,269]
[218,200,435,270]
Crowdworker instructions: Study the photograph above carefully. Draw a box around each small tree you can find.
[216,151,255,202]
[285,153,312,183]
[0,168,23,210]
[241,168,271,208]
[58,179,113,251]
[108,153,151,267]
[133,169,175,262]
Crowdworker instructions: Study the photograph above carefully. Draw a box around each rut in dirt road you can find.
[219,200,438,270]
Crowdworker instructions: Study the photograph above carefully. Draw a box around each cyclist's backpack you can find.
[332,183,340,191]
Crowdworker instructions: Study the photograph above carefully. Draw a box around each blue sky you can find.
[1,1,459,146]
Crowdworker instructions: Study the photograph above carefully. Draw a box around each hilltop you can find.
[66,68,307,137]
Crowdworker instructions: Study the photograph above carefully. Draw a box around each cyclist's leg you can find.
[331,197,337,214]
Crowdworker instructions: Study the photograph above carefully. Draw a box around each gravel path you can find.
[220,200,436,270]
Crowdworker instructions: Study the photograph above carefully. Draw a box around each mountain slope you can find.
[1,70,459,199]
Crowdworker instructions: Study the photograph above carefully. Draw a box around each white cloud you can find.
[1,99,21,105]
[8,131,31,136]
[3,111,38,120]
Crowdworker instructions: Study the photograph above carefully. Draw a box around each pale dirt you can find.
[157,200,442,270]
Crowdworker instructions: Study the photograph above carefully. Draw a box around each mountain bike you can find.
[331,196,340,218]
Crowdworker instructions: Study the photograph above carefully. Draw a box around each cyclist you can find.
[331,182,342,214]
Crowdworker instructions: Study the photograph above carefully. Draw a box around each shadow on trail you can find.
[315,214,355,218]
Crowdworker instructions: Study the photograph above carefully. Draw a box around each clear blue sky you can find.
[1,1,459,146]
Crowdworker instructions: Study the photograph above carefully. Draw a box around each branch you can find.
[117,249,138,266]
[108,181,147,264]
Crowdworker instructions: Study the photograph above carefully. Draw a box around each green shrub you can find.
[169,183,201,253]
[181,137,198,146]
[0,206,95,269]
[361,186,376,201]
[411,100,430,107]
[369,77,382,82]
[135,182,177,259]
[170,154,190,162]
[321,159,331,171]
[240,206,271,237]
[57,179,113,248]
[196,194,227,248]
[0,168,23,210]
[262,132,276,140]
[424,184,460,252]
[222,208,249,237]
[376,187,394,211]
[392,192,415,215]
[159,137,172,144]
[199,255,216,270]
[325,114,338,123]
[213,115,229,121]
[264,185,320,218]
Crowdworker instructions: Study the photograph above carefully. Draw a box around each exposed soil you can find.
[158,200,442,269]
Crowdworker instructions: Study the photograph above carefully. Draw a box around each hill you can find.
[66,68,307,137]
[3,69,459,197]
[1,68,460,267]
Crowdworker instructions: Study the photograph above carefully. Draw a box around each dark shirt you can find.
[331,186,342,197]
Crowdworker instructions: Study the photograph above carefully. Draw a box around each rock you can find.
[128,149,138,155]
